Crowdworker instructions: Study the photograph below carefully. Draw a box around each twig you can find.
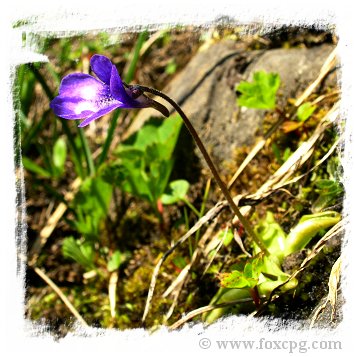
[142,203,225,322]
[309,256,341,328]
[28,177,82,266]
[139,30,168,57]
[168,297,254,330]
[233,102,339,214]
[33,266,89,327]
[162,220,217,321]
[294,47,337,107]
[108,271,119,319]
[268,134,341,191]
[227,115,285,190]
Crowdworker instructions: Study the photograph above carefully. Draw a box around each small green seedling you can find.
[296,102,316,122]
[236,71,280,110]
[161,179,190,205]
[107,250,124,272]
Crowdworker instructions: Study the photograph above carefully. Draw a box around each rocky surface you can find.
[127,42,337,168]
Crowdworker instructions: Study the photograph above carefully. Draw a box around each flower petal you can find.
[90,54,113,84]
[59,73,104,100]
[78,103,121,127]
[50,96,96,119]
[109,65,133,104]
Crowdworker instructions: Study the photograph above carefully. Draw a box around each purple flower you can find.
[50,54,168,127]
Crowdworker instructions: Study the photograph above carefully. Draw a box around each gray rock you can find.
[126,42,337,169]
[308,290,344,329]
[235,44,337,149]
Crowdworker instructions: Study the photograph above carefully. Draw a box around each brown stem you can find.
[249,286,261,308]
[137,85,269,255]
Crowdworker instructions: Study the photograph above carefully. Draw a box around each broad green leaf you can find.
[254,211,287,261]
[113,115,183,210]
[22,156,51,178]
[147,159,174,203]
[157,115,183,158]
[236,71,280,109]
[296,102,316,122]
[132,125,158,150]
[52,137,67,175]
[284,211,341,256]
[161,179,190,205]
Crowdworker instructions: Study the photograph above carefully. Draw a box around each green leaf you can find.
[296,102,316,122]
[70,176,113,239]
[236,71,280,109]
[165,59,177,75]
[284,211,341,256]
[158,115,183,157]
[22,156,51,178]
[52,137,67,176]
[62,236,95,271]
[113,115,183,210]
[254,211,287,261]
[214,229,234,247]
[312,179,343,212]
[107,250,122,272]
[218,270,253,289]
[222,229,234,247]
[132,125,158,150]
[282,147,292,162]
[172,256,187,270]
[161,179,190,205]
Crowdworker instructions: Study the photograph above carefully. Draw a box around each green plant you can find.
[69,175,113,239]
[296,102,316,122]
[104,115,184,214]
[204,210,341,323]
[312,179,343,213]
[236,71,280,109]
[62,236,96,271]
[22,137,67,178]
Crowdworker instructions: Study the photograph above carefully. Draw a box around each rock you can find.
[126,42,337,169]
[308,291,344,329]
[235,44,337,149]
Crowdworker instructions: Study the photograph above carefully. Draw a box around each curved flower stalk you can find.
[51,54,269,255]
[50,54,168,127]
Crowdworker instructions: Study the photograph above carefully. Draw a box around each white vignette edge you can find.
[1,1,355,356]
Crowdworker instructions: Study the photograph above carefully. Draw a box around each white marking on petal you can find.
[80,85,99,100]
[74,101,96,114]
